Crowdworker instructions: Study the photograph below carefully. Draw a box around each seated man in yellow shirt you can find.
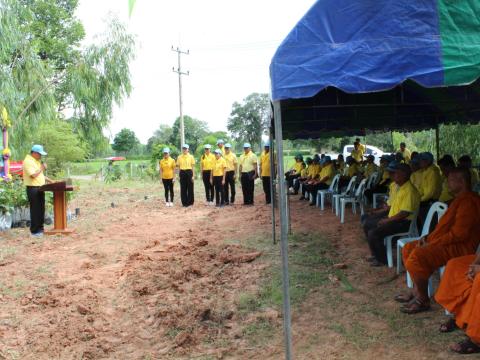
[295,157,312,197]
[339,156,361,189]
[437,155,455,204]
[286,154,303,194]
[362,155,379,179]
[362,162,420,266]
[304,156,335,205]
[363,155,394,204]
[417,151,442,227]
[300,155,321,200]
[22,144,53,237]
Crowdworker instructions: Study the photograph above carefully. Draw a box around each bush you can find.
[0,179,28,214]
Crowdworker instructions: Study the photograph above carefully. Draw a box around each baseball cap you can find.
[263,141,270,147]
[204,144,212,149]
[386,160,400,172]
[419,152,434,163]
[216,139,224,145]
[162,147,170,153]
[321,156,332,165]
[31,144,47,156]
[182,144,190,149]
[243,143,251,148]
[225,143,232,148]
[214,149,222,155]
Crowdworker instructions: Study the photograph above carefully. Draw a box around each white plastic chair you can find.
[373,192,388,208]
[332,176,357,215]
[365,172,379,190]
[340,179,367,223]
[396,202,448,273]
[316,174,340,210]
[383,208,420,268]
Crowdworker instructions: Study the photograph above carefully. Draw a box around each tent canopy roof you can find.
[270,1,480,139]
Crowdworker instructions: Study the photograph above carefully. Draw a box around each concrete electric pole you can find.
[172,46,189,149]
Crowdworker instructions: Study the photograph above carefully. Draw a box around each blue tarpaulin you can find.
[270,0,480,101]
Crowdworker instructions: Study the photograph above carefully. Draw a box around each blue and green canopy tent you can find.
[270,0,480,139]
[268,2,480,358]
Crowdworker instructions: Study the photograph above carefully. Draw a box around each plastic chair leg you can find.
[320,193,325,210]
[340,199,346,223]
[396,244,402,274]
[406,271,413,288]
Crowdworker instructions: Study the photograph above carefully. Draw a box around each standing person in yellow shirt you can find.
[200,144,215,205]
[159,147,176,207]
[356,138,366,155]
[22,145,52,237]
[176,144,196,207]
[210,149,227,207]
[223,143,237,205]
[259,142,273,204]
[239,143,258,205]
[397,142,412,163]
[216,139,226,155]
[350,141,364,163]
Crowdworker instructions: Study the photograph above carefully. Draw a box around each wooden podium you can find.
[39,181,75,235]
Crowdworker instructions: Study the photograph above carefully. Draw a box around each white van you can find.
[343,145,384,164]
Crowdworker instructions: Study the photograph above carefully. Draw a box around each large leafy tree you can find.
[146,124,174,153]
[0,0,135,159]
[112,128,139,155]
[227,93,270,151]
[169,115,209,154]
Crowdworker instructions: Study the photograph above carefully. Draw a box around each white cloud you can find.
[76,0,316,143]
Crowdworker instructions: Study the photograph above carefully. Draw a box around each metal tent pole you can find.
[273,100,293,360]
[269,125,277,245]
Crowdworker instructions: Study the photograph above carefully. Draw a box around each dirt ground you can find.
[0,180,473,359]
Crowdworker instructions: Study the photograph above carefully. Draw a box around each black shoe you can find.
[299,196,305,200]
[309,202,315,206]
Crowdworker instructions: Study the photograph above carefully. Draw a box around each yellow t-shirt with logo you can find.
[388,180,420,220]
[23,154,45,186]
[224,152,237,172]
[319,163,335,185]
[260,151,272,177]
[212,157,227,177]
[239,151,258,173]
[200,153,216,171]
[159,157,176,179]
[176,153,196,170]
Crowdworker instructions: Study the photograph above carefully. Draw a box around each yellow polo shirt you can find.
[337,161,345,174]
[388,180,420,220]
[200,153,215,171]
[397,148,412,163]
[351,149,363,163]
[410,169,423,192]
[379,166,390,185]
[438,176,453,203]
[319,163,335,185]
[176,153,195,170]
[23,154,45,186]
[212,157,227,177]
[239,151,258,173]
[260,151,272,177]
[217,146,226,155]
[159,157,176,180]
[292,161,303,174]
[387,182,398,207]
[347,163,360,178]
[224,152,237,172]
[309,163,321,179]
[419,165,442,202]
[363,163,378,178]
[358,143,366,154]
[300,167,308,177]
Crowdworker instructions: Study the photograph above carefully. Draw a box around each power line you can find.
[172,46,189,148]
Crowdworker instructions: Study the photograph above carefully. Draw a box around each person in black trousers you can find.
[22,145,52,237]
[211,149,227,207]
[200,144,215,205]
[223,143,237,205]
[239,143,258,205]
[259,142,273,204]
[176,144,196,207]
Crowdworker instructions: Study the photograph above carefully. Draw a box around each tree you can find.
[227,93,270,151]
[146,124,174,153]
[0,0,135,159]
[112,128,139,155]
[34,120,87,175]
[169,115,209,154]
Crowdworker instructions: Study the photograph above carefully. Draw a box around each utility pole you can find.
[172,46,189,149]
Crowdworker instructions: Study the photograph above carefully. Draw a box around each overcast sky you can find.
[75,0,316,143]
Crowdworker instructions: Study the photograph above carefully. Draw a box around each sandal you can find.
[394,293,414,303]
[400,298,431,314]
[439,318,458,333]
[450,339,480,354]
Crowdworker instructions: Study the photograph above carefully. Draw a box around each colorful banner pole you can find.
[1,106,12,181]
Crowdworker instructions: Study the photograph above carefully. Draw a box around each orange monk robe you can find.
[435,255,480,344]
[403,191,480,282]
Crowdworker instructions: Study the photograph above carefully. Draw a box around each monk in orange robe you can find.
[435,254,480,354]
[397,167,480,313]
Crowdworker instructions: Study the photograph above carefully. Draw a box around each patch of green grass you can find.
[165,327,183,339]
[242,318,275,345]
[0,278,29,299]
